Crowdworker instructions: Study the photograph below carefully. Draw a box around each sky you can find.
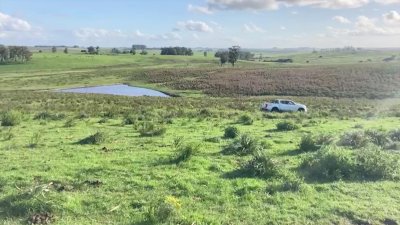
[0,0,399,48]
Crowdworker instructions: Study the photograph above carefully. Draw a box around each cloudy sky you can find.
[0,0,399,48]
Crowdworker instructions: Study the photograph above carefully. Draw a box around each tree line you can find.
[161,47,193,56]
[0,45,32,64]
[215,46,241,67]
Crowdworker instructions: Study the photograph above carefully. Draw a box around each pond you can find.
[58,84,170,97]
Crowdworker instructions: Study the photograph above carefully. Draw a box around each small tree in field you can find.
[52,46,57,53]
[228,46,240,67]
[64,48,68,54]
[204,51,207,57]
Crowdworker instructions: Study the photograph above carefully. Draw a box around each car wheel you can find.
[298,108,305,112]
[271,108,279,112]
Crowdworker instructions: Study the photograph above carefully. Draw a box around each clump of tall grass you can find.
[224,126,239,139]
[138,122,166,137]
[339,131,369,149]
[78,132,107,145]
[242,150,279,179]
[1,110,23,127]
[237,114,253,125]
[276,121,300,131]
[172,144,199,164]
[301,145,400,181]
[299,134,335,152]
[223,134,263,156]
[34,111,65,121]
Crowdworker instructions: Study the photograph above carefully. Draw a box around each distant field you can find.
[1,50,400,225]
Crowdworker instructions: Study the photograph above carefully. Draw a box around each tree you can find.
[52,46,57,53]
[0,45,32,64]
[140,49,148,55]
[204,51,208,57]
[87,46,96,54]
[219,51,228,66]
[64,48,68,54]
[228,46,240,67]
[130,46,136,55]
[111,48,121,54]
[96,46,100,54]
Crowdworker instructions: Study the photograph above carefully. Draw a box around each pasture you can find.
[1,50,400,225]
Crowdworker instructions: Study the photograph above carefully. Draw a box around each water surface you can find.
[58,84,169,97]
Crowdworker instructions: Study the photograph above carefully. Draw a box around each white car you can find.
[261,99,307,112]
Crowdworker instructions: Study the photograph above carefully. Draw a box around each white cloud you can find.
[383,10,400,24]
[243,23,266,32]
[204,0,400,11]
[280,26,286,30]
[74,28,126,40]
[178,20,214,33]
[333,16,351,24]
[0,12,31,32]
[134,30,181,41]
[188,4,214,14]
[374,0,400,4]
[328,15,400,36]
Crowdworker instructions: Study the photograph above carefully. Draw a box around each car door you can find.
[280,101,290,112]
[288,101,297,112]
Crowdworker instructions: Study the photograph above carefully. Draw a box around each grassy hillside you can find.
[1,50,400,225]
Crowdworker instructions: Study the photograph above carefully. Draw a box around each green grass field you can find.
[1,50,400,225]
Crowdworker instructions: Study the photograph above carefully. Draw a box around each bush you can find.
[34,111,65,121]
[224,126,239,139]
[64,118,77,128]
[243,150,279,179]
[301,146,355,181]
[355,146,399,180]
[339,131,369,149]
[1,110,23,127]
[302,145,400,181]
[172,144,199,164]
[276,121,299,131]
[266,176,304,194]
[389,129,400,142]
[223,134,263,156]
[238,114,253,125]
[365,129,390,147]
[299,134,335,152]
[146,196,180,224]
[204,137,221,143]
[138,122,166,137]
[78,132,107,145]
[122,114,136,125]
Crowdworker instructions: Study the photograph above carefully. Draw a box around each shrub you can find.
[299,134,335,152]
[146,196,180,223]
[365,129,390,147]
[138,122,166,137]
[172,144,199,164]
[223,134,263,156]
[302,145,400,181]
[243,150,279,179]
[389,129,400,142]
[355,146,399,180]
[1,110,23,127]
[34,111,65,121]
[224,126,239,139]
[28,132,42,148]
[266,176,304,194]
[276,121,299,131]
[339,131,369,149]
[238,114,253,125]
[78,132,107,145]
[301,146,355,181]
[122,114,136,125]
